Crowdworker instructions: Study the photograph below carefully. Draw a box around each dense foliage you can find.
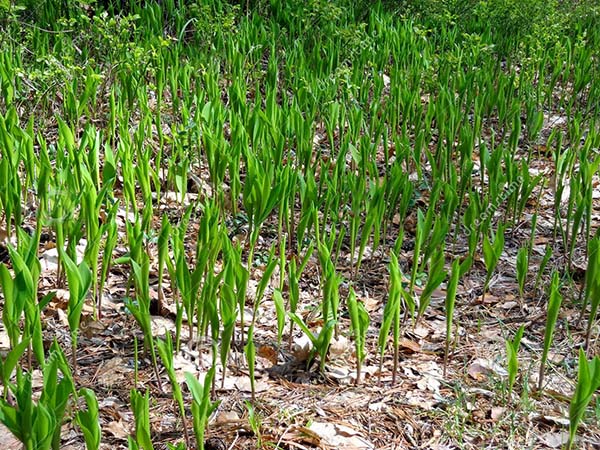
[0,0,600,448]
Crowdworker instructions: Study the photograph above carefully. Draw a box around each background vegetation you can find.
[0,0,600,448]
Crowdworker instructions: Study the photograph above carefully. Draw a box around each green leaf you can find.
[130,390,154,450]
[584,238,600,342]
[539,271,563,390]
[348,287,369,371]
[379,300,398,354]
[0,403,21,441]
[506,325,524,395]
[32,402,55,450]
[418,249,447,320]
[255,247,278,304]
[568,349,600,448]
[245,326,257,398]
[1,337,30,386]
[273,289,286,345]
[77,388,101,450]
[288,313,318,346]
[516,247,528,296]
[39,292,56,311]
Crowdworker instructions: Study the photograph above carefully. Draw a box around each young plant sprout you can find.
[538,271,563,391]
[0,2,599,448]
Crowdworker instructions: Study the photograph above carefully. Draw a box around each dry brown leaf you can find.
[96,357,132,386]
[399,338,421,353]
[326,365,353,385]
[467,363,488,381]
[362,294,380,313]
[257,344,278,364]
[308,421,374,449]
[214,410,240,425]
[329,334,350,359]
[412,325,430,339]
[0,423,21,450]
[537,415,570,427]
[480,293,499,304]
[280,425,322,447]
[499,301,519,310]
[105,420,131,440]
[80,319,106,338]
[150,316,177,337]
[0,326,10,349]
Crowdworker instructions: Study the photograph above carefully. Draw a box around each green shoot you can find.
[568,348,600,449]
[505,325,525,400]
[347,287,369,384]
[77,388,101,450]
[443,259,460,377]
[185,369,219,450]
[538,271,563,391]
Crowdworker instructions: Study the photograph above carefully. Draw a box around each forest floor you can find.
[1,109,599,450]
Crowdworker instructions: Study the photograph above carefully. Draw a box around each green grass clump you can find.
[0,0,599,448]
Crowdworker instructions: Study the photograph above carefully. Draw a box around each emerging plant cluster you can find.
[0,0,599,448]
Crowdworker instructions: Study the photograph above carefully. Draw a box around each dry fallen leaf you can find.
[214,410,240,425]
[257,344,278,364]
[308,421,374,449]
[0,424,21,450]
[150,316,177,337]
[220,375,270,394]
[0,326,10,349]
[417,374,441,393]
[368,401,388,412]
[537,415,570,427]
[96,357,132,387]
[173,354,197,384]
[540,431,570,448]
[490,407,506,421]
[405,392,436,410]
[326,365,353,385]
[329,334,351,359]
[80,319,106,338]
[467,358,508,380]
[105,420,131,440]
[399,338,421,353]
[291,334,313,362]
